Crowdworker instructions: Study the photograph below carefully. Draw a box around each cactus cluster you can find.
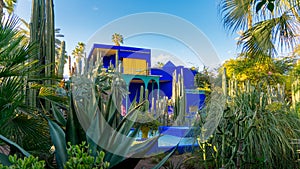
[224,68,286,105]
[155,96,169,126]
[134,84,169,126]
[171,69,186,126]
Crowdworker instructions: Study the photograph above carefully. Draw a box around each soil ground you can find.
[134,153,192,169]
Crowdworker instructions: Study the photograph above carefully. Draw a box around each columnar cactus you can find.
[155,96,168,125]
[27,0,55,110]
[222,68,227,98]
[57,41,66,78]
[292,77,300,109]
[172,69,186,126]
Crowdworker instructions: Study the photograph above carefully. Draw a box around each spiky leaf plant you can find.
[0,15,51,159]
[216,86,300,169]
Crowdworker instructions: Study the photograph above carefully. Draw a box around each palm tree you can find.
[72,42,85,74]
[0,15,50,158]
[72,42,85,63]
[220,0,300,58]
[0,0,17,21]
[112,33,123,46]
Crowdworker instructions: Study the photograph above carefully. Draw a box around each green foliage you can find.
[72,42,85,63]
[0,155,45,169]
[135,112,161,131]
[194,66,211,90]
[220,0,299,58]
[216,87,300,168]
[39,83,86,168]
[0,0,17,20]
[71,66,165,168]
[132,86,161,131]
[0,15,51,159]
[3,0,17,14]
[64,142,109,169]
[221,56,296,98]
[0,142,110,169]
[0,135,30,158]
[46,114,67,169]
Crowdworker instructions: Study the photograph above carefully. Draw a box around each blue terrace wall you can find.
[88,43,206,116]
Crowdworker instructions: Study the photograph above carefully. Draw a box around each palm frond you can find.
[0,15,50,158]
[238,12,299,58]
[0,115,51,156]
[219,0,255,33]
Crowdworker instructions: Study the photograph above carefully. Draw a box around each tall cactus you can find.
[27,0,55,110]
[155,96,168,125]
[46,0,55,83]
[291,61,300,110]
[222,68,227,98]
[137,85,150,112]
[172,69,186,126]
[57,41,66,78]
[292,76,300,109]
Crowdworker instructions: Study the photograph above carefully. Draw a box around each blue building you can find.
[87,43,205,114]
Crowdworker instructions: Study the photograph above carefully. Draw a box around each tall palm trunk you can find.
[247,3,252,29]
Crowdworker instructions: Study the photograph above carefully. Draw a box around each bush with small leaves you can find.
[0,155,45,169]
[64,142,110,169]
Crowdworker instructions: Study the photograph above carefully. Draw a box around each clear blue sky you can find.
[15,0,238,68]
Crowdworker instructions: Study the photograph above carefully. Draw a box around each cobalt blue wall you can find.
[88,44,206,115]
[127,80,159,110]
[186,93,206,112]
[88,44,151,68]
[103,55,116,68]
[128,82,144,103]
[181,68,195,89]
[151,68,172,98]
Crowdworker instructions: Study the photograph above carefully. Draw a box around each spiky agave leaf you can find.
[71,73,164,168]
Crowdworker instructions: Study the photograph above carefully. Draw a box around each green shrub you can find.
[64,142,110,169]
[0,155,45,169]
[216,88,300,168]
